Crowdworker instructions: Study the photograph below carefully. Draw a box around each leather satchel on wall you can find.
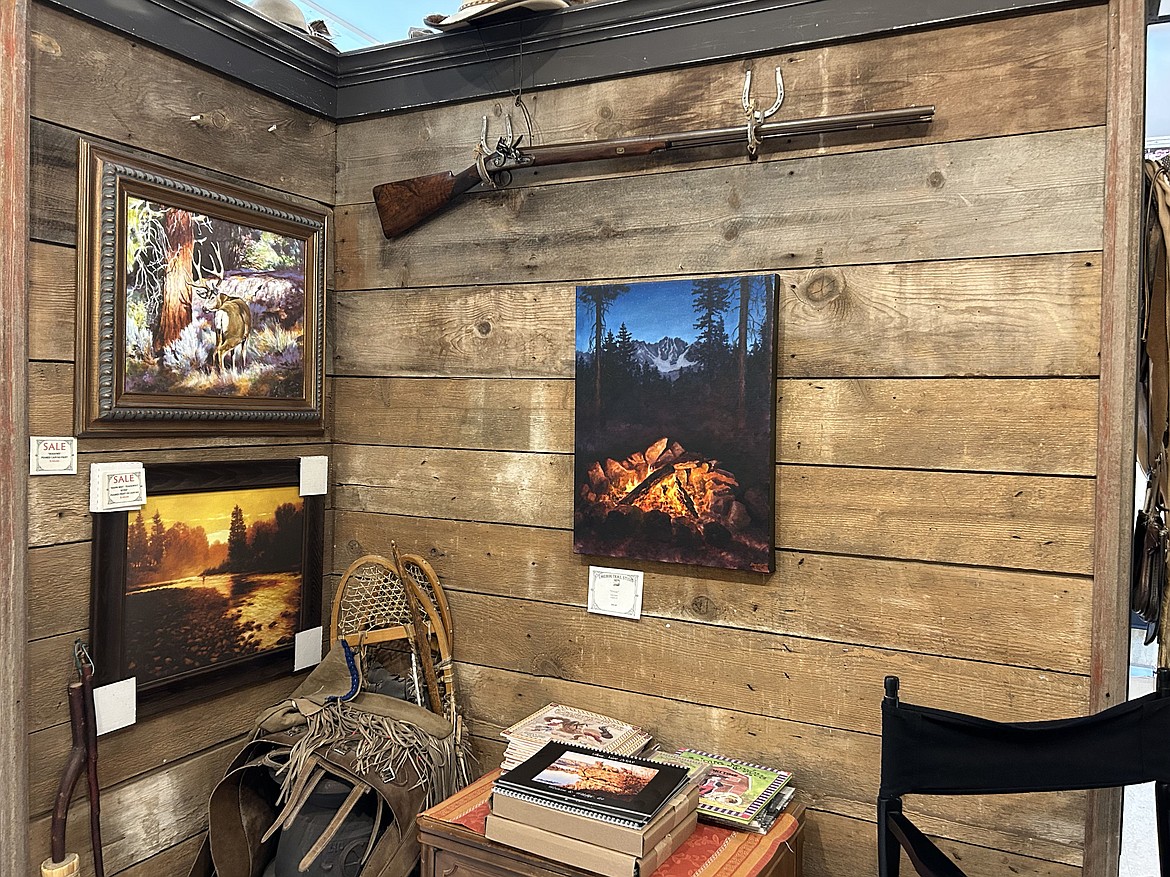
[1135,158,1170,648]
[190,646,461,877]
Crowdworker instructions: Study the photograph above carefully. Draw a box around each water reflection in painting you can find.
[123,484,303,683]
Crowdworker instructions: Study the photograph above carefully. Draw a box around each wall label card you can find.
[587,566,644,620]
[93,677,137,735]
[89,462,147,512]
[30,436,77,475]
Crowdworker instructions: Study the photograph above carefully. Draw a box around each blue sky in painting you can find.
[575,277,770,353]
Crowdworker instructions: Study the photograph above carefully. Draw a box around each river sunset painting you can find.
[122,484,304,685]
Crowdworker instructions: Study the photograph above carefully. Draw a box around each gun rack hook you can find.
[742,67,785,159]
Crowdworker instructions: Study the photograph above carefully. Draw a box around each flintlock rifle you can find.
[373,101,935,240]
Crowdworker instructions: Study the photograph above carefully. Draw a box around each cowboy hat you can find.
[426,0,570,30]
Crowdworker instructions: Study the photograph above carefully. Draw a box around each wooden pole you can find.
[1087,0,1145,873]
[0,0,31,876]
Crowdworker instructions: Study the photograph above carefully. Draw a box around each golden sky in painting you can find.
[136,485,303,545]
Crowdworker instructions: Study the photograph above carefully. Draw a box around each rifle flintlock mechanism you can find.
[372,67,935,239]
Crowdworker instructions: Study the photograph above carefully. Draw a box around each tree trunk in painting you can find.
[736,276,750,429]
[594,298,604,423]
[159,209,194,347]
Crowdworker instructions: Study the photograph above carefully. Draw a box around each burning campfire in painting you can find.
[575,276,777,572]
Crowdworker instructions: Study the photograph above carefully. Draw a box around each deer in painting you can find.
[189,242,253,373]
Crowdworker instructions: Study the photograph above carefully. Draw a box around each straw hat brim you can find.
[430,0,570,29]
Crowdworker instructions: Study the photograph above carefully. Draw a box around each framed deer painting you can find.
[75,140,328,435]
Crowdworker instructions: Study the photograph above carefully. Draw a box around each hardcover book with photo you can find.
[493,741,691,826]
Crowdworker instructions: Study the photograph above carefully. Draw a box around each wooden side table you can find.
[418,773,804,877]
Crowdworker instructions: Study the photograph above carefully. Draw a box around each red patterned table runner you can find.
[422,770,800,877]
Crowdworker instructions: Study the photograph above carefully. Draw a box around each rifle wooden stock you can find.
[372,105,934,239]
[373,164,483,238]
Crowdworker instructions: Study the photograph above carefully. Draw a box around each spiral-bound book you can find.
[669,749,793,828]
[493,741,691,826]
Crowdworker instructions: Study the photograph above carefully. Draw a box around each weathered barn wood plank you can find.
[28,240,75,360]
[331,253,1100,378]
[457,665,1084,861]
[780,465,1094,574]
[331,376,1096,476]
[801,810,1080,877]
[27,738,241,875]
[28,473,92,551]
[115,833,206,877]
[332,377,575,451]
[333,509,1092,673]
[29,3,335,205]
[333,446,1093,572]
[335,5,1106,203]
[29,116,77,245]
[28,675,295,815]
[29,118,334,251]
[777,255,1101,378]
[453,592,1088,733]
[2,1,29,872]
[331,283,576,378]
[779,378,1098,474]
[27,443,330,547]
[335,129,1104,291]
[27,541,89,641]
[332,445,573,529]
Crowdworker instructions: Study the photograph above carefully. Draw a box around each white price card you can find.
[300,456,329,496]
[89,462,147,512]
[294,626,324,671]
[587,566,644,620]
[93,678,136,735]
[30,436,77,475]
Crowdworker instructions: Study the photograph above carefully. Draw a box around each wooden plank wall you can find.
[25,3,336,873]
[332,5,1108,876]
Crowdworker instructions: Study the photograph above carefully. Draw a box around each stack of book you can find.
[668,749,795,834]
[486,741,700,877]
[499,703,653,772]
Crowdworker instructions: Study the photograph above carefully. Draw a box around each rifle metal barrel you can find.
[669,105,936,149]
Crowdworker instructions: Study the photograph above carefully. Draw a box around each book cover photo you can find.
[495,742,690,824]
[671,749,793,827]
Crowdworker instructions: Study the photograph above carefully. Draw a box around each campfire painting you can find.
[574,275,777,572]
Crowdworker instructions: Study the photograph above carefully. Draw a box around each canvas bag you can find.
[190,645,460,877]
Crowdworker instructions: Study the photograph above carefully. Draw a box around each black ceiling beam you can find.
[41,0,1091,121]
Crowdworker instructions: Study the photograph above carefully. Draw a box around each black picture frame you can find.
[90,458,323,717]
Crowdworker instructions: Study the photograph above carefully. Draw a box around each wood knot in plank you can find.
[794,268,846,307]
[690,594,713,616]
[30,32,62,56]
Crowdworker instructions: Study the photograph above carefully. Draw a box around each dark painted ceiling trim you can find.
[41,0,1090,121]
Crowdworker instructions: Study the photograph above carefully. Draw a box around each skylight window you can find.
[237,0,462,51]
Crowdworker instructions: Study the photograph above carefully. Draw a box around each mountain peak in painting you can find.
[634,336,695,380]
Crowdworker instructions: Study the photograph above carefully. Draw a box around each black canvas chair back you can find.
[877,671,1170,877]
